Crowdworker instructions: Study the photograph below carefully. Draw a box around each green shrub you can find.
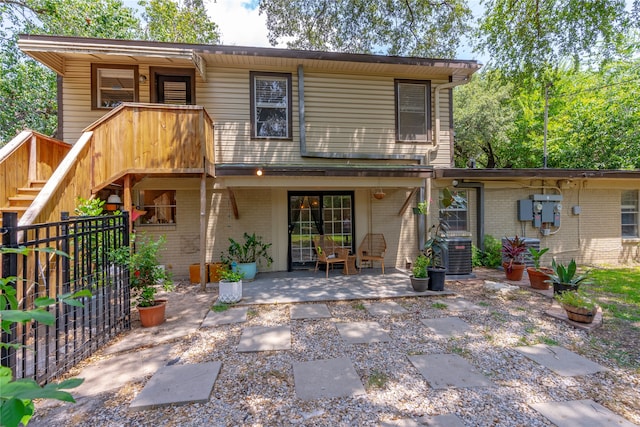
[473,235,503,268]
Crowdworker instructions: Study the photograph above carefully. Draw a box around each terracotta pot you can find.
[208,262,226,283]
[503,262,526,281]
[527,267,552,290]
[562,303,597,323]
[138,299,167,327]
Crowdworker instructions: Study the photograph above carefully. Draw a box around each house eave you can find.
[435,168,640,180]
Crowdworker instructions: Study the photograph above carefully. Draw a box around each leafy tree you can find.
[259,0,472,57]
[453,72,518,168]
[475,0,629,85]
[139,0,220,44]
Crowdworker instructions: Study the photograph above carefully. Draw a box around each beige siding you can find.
[62,58,454,167]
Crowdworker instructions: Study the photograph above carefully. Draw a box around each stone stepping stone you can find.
[291,303,331,320]
[237,325,291,352]
[530,399,639,427]
[515,344,607,377]
[292,357,365,400]
[129,362,221,411]
[201,307,248,327]
[365,301,409,316]
[421,316,470,338]
[335,321,392,344]
[380,414,465,427]
[408,353,493,389]
[439,298,483,312]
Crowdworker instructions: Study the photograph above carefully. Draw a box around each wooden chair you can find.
[313,235,348,278]
[358,233,386,274]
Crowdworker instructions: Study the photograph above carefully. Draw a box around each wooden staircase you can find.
[0,180,46,227]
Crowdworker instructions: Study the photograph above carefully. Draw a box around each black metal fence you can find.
[1,211,130,384]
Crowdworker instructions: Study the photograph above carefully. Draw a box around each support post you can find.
[200,173,207,291]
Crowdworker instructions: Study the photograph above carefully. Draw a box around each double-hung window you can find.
[250,72,292,139]
[91,64,138,109]
[395,80,431,142]
[621,190,638,238]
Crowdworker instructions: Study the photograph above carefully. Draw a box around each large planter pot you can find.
[218,279,242,303]
[503,262,526,281]
[562,303,597,323]
[527,267,552,290]
[427,267,446,291]
[553,282,579,295]
[234,262,257,281]
[138,299,167,327]
[208,262,226,283]
[410,275,430,292]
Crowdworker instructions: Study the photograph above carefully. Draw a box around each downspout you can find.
[423,79,469,249]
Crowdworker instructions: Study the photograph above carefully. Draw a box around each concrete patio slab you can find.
[530,399,639,427]
[290,303,332,320]
[129,362,221,412]
[238,269,454,305]
[408,353,493,389]
[421,316,471,338]
[237,325,291,352]
[365,301,409,316]
[335,321,392,344]
[437,298,484,312]
[292,357,366,400]
[380,414,466,427]
[515,344,607,376]
[201,307,249,327]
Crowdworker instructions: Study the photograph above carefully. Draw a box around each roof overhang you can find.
[435,168,640,180]
[18,34,481,80]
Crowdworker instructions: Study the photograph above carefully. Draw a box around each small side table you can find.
[343,254,358,275]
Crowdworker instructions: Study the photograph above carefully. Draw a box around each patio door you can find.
[288,192,354,270]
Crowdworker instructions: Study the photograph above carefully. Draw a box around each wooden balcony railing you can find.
[17,103,215,226]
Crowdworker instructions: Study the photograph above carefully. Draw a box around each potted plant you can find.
[217,268,244,304]
[424,219,448,291]
[554,288,598,323]
[547,258,591,294]
[501,235,528,281]
[110,234,174,327]
[410,253,430,291]
[221,232,273,280]
[526,247,553,289]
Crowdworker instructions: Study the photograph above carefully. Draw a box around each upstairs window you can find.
[621,190,638,238]
[395,80,431,142]
[92,64,138,109]
[251,72,292,139]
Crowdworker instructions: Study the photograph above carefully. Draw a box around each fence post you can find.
[1,212,19,375]
[60,212,70,291]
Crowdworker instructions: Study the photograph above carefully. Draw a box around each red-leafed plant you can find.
[501,235,528,272]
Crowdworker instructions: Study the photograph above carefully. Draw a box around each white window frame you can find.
[440,190,468,233]
[621,190,638,238]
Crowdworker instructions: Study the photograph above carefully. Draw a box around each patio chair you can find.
[313,235,348,278]
[358,233,386,274]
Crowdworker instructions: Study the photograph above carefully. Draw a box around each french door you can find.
[288,192,354,270]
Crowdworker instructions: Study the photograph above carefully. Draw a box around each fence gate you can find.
[1,211,130,384]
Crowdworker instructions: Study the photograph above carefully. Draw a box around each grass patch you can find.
[352,302,366,311]
[538,336,559,346]
[367,370,389,388]
[212,303,232,312]
[477,301,491,307]
[247,308,259,318]
[431,302,448,309]
[585,268,640,322]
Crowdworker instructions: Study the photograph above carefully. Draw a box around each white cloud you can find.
[207,1,272,47]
